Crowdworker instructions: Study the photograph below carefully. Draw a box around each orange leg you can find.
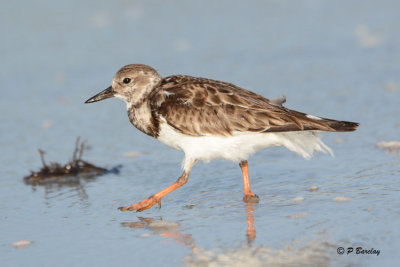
[239,161,259,203]
[119,172,190,212]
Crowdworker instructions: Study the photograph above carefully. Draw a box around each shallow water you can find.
[1,1,399,266]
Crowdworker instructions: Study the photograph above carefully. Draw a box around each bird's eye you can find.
[123,78,131,84]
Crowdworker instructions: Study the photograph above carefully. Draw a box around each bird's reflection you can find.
[121,202,257,247]
[122,217,196,249]
[245,202,256,244]
[121,203,332,265]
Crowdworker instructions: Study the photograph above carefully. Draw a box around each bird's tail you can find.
[319,119,359,132]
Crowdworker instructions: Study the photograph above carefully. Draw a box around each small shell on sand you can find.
[333,196,352,203]
[376,141,400,154]
[41,120,53,130]
[293,196,304,203]
[290,213,308,219]
[123,151,142,157]
[12,240,32,249]
[386,81,398,92]
[307,186,318,192]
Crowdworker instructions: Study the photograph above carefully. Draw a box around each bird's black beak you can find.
[85,86,115,104]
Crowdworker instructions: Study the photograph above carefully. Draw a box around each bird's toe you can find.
[243,193,259,203]
[118,196,160,212]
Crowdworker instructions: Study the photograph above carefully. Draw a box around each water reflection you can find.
[119,204,332,265]
[121,217,196,249]
[23,169,120,207]
[24,174,98,206]
[121,202,258,248]
[245,203,256,244]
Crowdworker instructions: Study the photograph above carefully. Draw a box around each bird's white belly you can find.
[157,122,333,169]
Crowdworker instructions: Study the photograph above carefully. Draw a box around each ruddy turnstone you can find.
[85,64,359,212]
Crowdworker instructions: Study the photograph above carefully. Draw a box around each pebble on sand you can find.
[307,186,318,192]
[333,196,352,203]
[12,240,32,249]
[386,81,398,92]
[123,151,142,157]
[290,213,308,219]
[376,141,400,154]
[292,196,304,203]
[355,24,384,48]
[41,120,53,130]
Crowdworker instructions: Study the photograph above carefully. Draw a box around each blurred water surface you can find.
[1,1,399,266]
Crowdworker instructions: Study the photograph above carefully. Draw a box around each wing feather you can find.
[149,76,357,136]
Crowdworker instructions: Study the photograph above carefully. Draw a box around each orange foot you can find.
[118,196,161,212]
[243,193,259,203]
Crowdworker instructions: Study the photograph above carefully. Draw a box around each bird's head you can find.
[85,64,161,106]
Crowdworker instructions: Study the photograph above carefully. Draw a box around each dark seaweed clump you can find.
[24,137,120,185]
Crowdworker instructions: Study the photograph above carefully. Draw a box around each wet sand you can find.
[1,1,399,266]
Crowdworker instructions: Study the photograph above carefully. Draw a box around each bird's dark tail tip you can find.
[326,120,359,132]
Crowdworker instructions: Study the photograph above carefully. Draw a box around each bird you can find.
[85,64,359,212]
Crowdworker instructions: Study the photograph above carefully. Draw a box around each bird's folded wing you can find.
[149,76,338,137]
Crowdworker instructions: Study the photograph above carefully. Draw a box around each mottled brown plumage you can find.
[149,75,358,137]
